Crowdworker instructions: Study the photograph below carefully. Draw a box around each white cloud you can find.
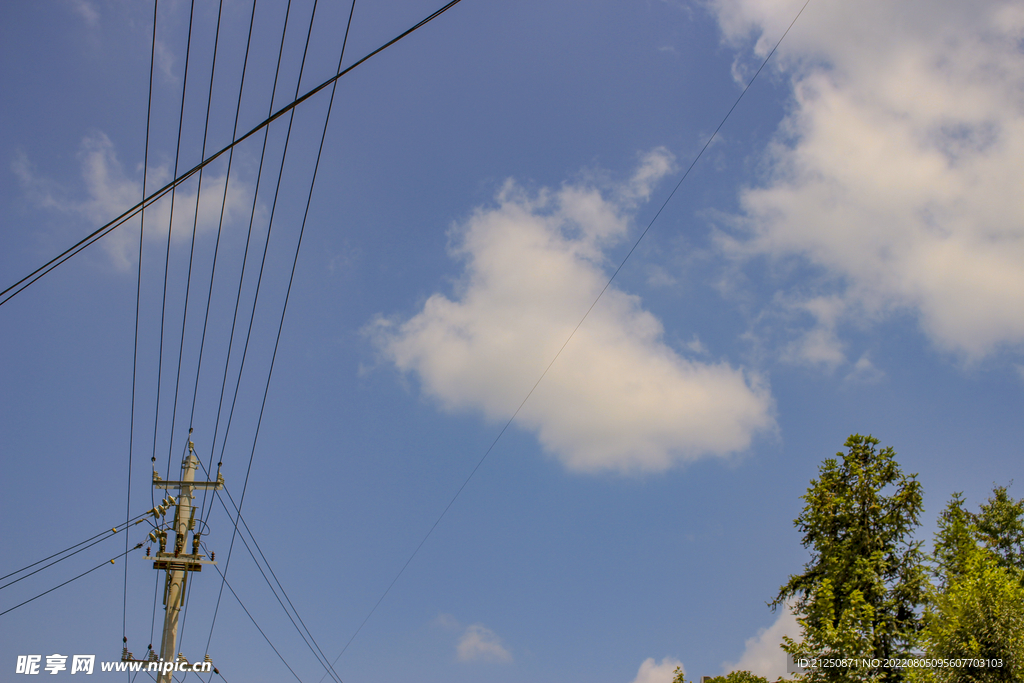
[777,295,847,370]
[69,0,99,27]
[432,612,461,630]
[709,0,1024,360]
[371,152,775,473]
[844,354,885,385]
[15,133,250,270]
[154,39,176,83]
[630,657,684,683]
[721,604,800,679]
[685,334,708,355]
[623,147,677,204]
[646,264,678,288]
[456,623,512,663]
[12,152,63,212]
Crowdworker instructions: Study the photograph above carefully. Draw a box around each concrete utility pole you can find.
[124,437,223,681]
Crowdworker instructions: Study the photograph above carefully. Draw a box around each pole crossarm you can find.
[153,471,224,490]
[150,553,216,572]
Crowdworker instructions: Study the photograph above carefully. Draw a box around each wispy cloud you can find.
[844,354,885,384]
[14,132,251,270]
[630,657,685,683]
[456,623,512,663]
[154,39,176,83]
[710,0,1024,361]
[370,151,774,473]
[433,613,512,663]
[721,603,799,679]
[777,295,847,370]
[68,0,99,27]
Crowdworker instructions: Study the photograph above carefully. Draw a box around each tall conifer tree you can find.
[775,434,926,682]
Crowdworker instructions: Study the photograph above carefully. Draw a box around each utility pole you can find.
[124,436,223,681]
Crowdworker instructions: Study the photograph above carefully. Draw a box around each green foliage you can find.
[932,493,977,585]
[975,485,1024,575]
[776,434,926,682]
[934,486,1024,583]
[672,669,773,683]
[781,578,878,681]
[918,544,1024,682]
[914,488,1024,682]
[703,671,773,683]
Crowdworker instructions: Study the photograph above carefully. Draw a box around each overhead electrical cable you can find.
[2,530,124,593]
[210,0,314,493]
[1,544,144,618]
[0,0,468,309]
[177,2,329,661]
[164,0,234,657]
[147,565,160,665]
[204,547,306,683]
[173,0,301,657]
[138,0,203,658]
[1,511,151,587]
[192,456,345,683]
[320,0,812,672]
[204,1,358,677]
[205,0,328,657]
[203,0,297,498]
[199,0,301,662]
[208,485,343,683]
[155,0,199,482]
[169,2,243,659]
[163,0,227,482]
[126,0,159,647]
[190,0,260,531]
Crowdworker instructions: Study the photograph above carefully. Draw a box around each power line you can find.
[200,0,300,658]
[189,0,260,526]
[204,0,324,656]
[2,511,152,587]
[205,551,306,683]
[200,1,357,677]
[0,0,468,309]
[194,455,344,683]
[126,0,159,647]
[202,0,294,505]
[154,0,199,483]
[164,0,231,489]
[178,4,356,663]
[1,544,144,618]
[173,0,261,664]
[2,530,120,593]
[162,0,232,661]
[180,0,337,671]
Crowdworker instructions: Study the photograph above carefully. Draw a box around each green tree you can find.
[911,490,1024,682]
[701,671,773,683]
[932,493,977,585]
[775,434,927,681]
[975,485,1024,575]
[672,668,773,683]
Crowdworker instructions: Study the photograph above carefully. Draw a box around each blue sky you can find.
[2,0,1023,681]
